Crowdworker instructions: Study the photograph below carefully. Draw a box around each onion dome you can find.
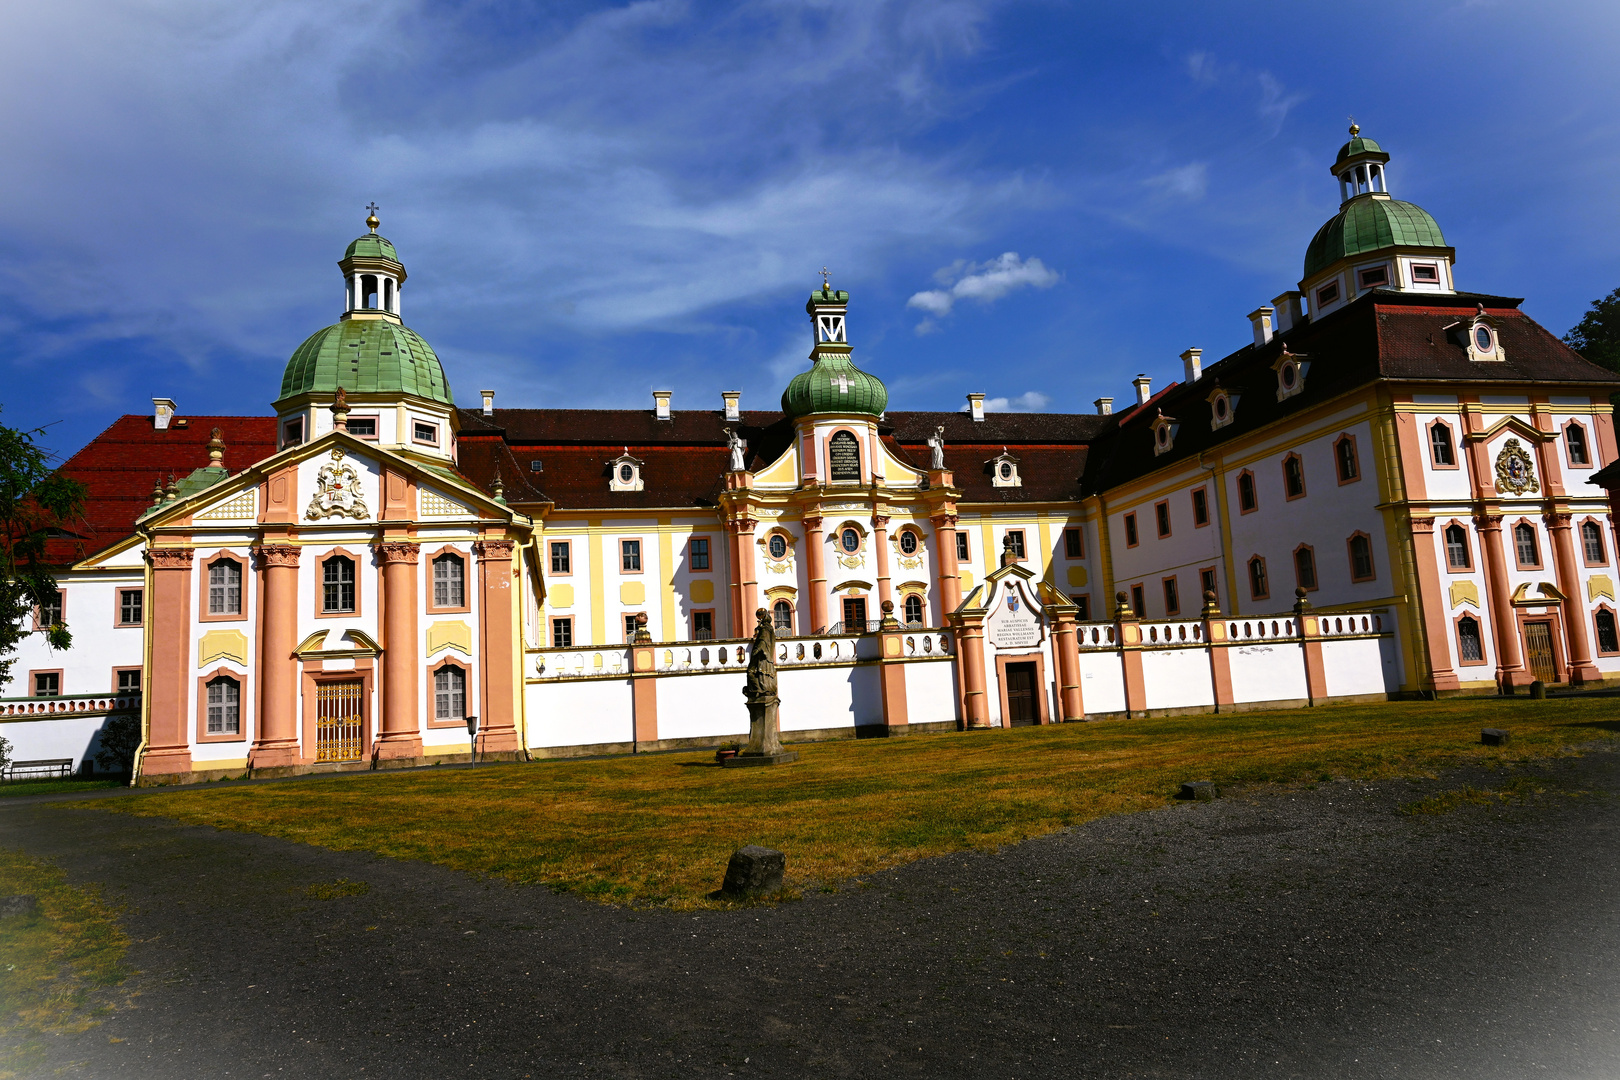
[277,319,451,406]
[1303,198,1447,279]
[780,284,889,419]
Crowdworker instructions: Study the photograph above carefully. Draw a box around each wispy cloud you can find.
[1180,50,1305,138]
[961,390,1050,412]
[1257,72,1307,136]
[1143,162,1208,201]
[907,252,1058,331]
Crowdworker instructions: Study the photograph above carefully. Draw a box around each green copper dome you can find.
[344,233,400,262]
[1335,135,1386,166]
[276,319,452,406]
[781,352,888,419]
[1303,197,1447,280]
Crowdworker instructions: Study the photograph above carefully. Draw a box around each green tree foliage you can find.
[1564,287,1620,374]
[0,411,87,689]
[94,715,139,775]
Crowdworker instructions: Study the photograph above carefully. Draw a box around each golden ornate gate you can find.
[1523,621,1558,685]
[316,680,365,762]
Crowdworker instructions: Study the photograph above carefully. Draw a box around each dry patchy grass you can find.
[89,696,1618,908]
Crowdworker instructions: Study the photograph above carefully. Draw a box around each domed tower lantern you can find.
[781,274,889,487]
[1334,123,1389,203]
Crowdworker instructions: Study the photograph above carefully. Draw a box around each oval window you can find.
[899,531,918,555]
[1215,396,1228,418]
[1281,363,1296,388]
[1474,325,1493,352]
[840,528,860,553]
[618,463,633,482]
[999,462,1013,479]
[768,534,787,559]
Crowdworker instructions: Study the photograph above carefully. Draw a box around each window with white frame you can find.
[433,553,465,607]
[434,666,466,720]
[207,676,240,734]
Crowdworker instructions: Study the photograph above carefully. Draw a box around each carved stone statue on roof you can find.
[926,425,946,470]
[724,426,748,472]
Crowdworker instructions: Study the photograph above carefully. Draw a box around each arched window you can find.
[772,599,793,631]
[1444,524,1471,569]
[1348,533,1375,582]
[1514,523,1540,568]
[1334,435,1359,483]
[899,530,919,555]
[433,553,465,608]
[1582,520,1606,564]
[1237,471,1257,513]
[840,527,860,553]
[1294,546,1318,591]
[1248,556,1269,600]
[322,556,356,613]
[206,676,240,735]
[208,558,242,615]
[1429,422,1455,467]
[434,665,466,720]
[1597,609,1620,655]
[1282,454,1306,499]
[903,594,924,626]
[1566,423,1590,467]
[1457,616,1483,662]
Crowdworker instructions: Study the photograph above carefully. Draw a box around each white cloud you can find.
[906,251,1058,328]
[1143,163,1208,201]
[1257,72,1307,135]
[961,390,1050,412]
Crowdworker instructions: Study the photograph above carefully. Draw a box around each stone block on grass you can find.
[0,895,38,918]
[1482,728,1511,747]
[719,845,785,900]
[1178,781,1217,801]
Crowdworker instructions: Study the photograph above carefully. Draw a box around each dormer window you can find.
[412,421,439,445]
[1410,263,1440,283]
[607,448,644,492]
[1207,386,1239,431]
[1315,281,1340,308]
[282,418,304,448]
[1460,309,1504,362]
[987,449,1021,488]
[1150,412,1179,457]
[1273,350,1310,402]
[1357,265,1389,290]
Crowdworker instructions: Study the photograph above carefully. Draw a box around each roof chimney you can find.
[1180,348,1202,383]
[1094,397,1113,416]
[653,390,672,421]
[1272,291,1304,334]
[1132,375,1152,406]
[721,390,741,422]
[967,393,985,421]
[153,398,176,431]
[480,389,495,417]
[1248,306,1275,348]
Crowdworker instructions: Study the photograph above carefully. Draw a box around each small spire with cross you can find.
[365,202,380,232]
[820,266,831,290]
[1347,117,1359,137]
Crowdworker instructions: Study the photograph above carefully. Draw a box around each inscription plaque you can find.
[829,431,861,482]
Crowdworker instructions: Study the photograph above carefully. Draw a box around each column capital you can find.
[929,512,959,529]
[871,514,891,529]
[1409,516,1436,533]
[727,516,758,534]
[254,543,300,568]
[1473,512,1503,531]
[147,546,195,569]
[801,515,823,532]
[473,538,516,560]
[376,540,420,565]
[1543,511,1573,529]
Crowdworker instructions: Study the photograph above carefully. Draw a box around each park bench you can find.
[3,759,74,782]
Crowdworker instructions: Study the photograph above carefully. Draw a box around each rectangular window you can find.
[621,539,642,572]
[1429,424,1455,466]
[346,416,378,438]
[1358,265,1388,289]
[529,459,543,472]
[1162,576,1180,617]
[1515,524,1540,568]
[413,421,438,445]
[1006,530,1026,559]
[433,554,465,608]
[1283,455,1306,499]
[843,596,868,629]
[208,560,242,615]
[1238,473,1257,513]
[1154,501,1171,538]
[956,532,970,561]
[1445,524,1471,569]
[1316,281,1340,307]
[118,589,144,626]
[206,677,240,734]
[1411,263,1440,283]
[1583,521,1606,565]
[1130,584,1145,617]
[690,537,710,571]
[282,418,304,447]
[551,617,573,648]
[692,611,714,641]
[434,667,466,720]
[33,672,60,697]
[37,590,63,627]
[1063,528,1083,559]
[1191,488,1209,527]
[1200,568,1218,605]
[1295,547,1318,591]
[1335,437,1359,483]
[1249,558,1269,600]
[624,614,642,641]
[1073,595,1090,621]
[117,669,141,694]
[549,541,571,574]
[322,557,355,613]
[1124,513,1139,547]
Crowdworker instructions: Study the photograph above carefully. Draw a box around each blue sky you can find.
[6,1,1620,458]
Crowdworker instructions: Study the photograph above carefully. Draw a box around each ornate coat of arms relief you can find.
[305,448,369,520]
[1494,437,1540,496]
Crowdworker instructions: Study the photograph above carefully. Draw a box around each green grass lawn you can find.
[89,696,1618,908]
[0,778,124,800]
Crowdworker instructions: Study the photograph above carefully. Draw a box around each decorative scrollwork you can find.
[1494,438,1540,496]
[306,448,369,520]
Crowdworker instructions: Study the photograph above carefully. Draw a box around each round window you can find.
[1281,363,1296,389]
[768,534,787,559]
[1474,325,1493,352]
[999,462,1013,480]
[899,531,918,555]
[840,528,860,553]
[618,463,633,482]
[1215,396,1228,418]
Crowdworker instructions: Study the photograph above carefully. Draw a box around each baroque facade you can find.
[5,130,1619,783]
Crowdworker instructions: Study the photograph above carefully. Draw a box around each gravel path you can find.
[3,750,1619,1079]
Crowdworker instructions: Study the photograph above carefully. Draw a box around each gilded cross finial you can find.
[365,202,380,232]
[1347,118,1359,137]
[820,266,831,290]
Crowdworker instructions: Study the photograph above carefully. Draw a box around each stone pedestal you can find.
[728,695,796,765]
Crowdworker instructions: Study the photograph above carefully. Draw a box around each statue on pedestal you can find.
[727,607,796,766]
[927,425,946,470]
[724,427,748,473]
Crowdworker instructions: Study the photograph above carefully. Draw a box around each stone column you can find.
[474,538,520,754]
[872,512,893,614]
[1113,591,1147,717]
[376,540,423,761]
[952,612,991,729]
[631,617,659,749]
[878,602,910,734]
[140,547,195,778]
[1407,517,1461,693]
[729,516,759,636]
[1546,512,1601,684]
[1476,513,1532,692]
[249,543,302,770]
[930,511,961,619]
[802,514,828,635]
[1050,606,1085,722]
[1200,591,1236,712]
[1293,590,1328,706]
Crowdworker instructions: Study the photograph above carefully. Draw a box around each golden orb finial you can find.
[1348,120,1360,137]
[365,201,380,232]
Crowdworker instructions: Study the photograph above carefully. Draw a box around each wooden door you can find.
[1523,621,1558,685]
[842,597,867,632]
[1006,662,1038,726]
[316,680,365,762]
